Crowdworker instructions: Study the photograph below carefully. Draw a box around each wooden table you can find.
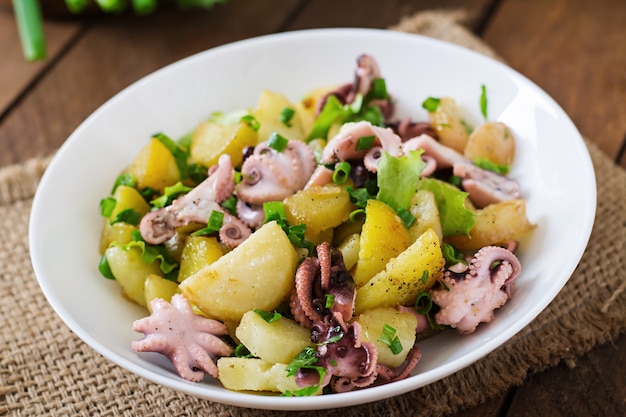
[1,1,624,416]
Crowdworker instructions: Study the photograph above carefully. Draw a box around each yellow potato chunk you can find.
[336,233,360,271]
[144,274,179,313]
[295,85,336,138]
[236,310,313,365]
[179,221,298,322]
[108,184,151,222]
[358,307,418,368]
[99,222,137,254]
[254,90,305,143]
[428,97,470,153]
[355,228,445,314]
[105,245,163,308]
[284,184,353,239]
[190,120,257,168]
[352,200,411,287]
[177,236,223,282]
[217,358,304,394]
[464,121,516,167]
[446,199,536,250]
[408,190,443,243]
[129,137,180,191]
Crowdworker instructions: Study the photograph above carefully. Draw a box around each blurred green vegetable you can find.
[13,0,227,61]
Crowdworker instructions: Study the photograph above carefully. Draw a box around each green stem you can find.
[12,0,46,61]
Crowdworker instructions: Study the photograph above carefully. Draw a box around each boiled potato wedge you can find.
[236,310,313,365]
[464,121,515,167]
[427,97,470,153]
[254,90,305,143]
[99,222,137,254]
[217,358,303,394]
[352,200,411,287]
[355,228,445,314]
[446,199,536,250]
[144,274,179,312]
[105,245,163,308]
[358,307,418,368]
[179,221,298,322]
[177,235,223,282]
[108,184,151,222]
[284,184,353,239]
[129,137,180,191]
[408,190,443,243]
[336,233,360,271]
[295,85,336,138]
[190,120,257,168]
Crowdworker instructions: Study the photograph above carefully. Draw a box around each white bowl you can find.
[29,28,596,411]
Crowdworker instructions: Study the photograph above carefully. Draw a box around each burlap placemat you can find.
[1,10,625,417]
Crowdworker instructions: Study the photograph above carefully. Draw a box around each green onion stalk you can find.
[12,0,227,61]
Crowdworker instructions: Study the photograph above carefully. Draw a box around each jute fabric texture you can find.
[1,9,625,417]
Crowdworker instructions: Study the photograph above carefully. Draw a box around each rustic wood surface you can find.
[1,0,624,415]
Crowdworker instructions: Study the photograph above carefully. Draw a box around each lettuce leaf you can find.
[376,150,425,211]
[417,178,475,237]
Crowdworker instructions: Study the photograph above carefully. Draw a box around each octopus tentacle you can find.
[376,344,422,382]
[218,216,252,248]
[140,154,235,245]
[431,246,522,333]
[236,139,316,205]
[235,199,265,229]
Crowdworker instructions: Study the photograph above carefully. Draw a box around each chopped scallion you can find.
[253,309,282,323]
[332,161,351,185]
[267,132,289,152]
[355,135,376,151]
[480,84,488,120]
[422,96,441,112]
[100,197,117,218]
[279,107,295,127]
[379,324,403,355]
[240,114,260,131]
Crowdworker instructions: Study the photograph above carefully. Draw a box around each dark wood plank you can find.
[0,8,82,116]
[0,0,303,168]
[481,0,626,161]
[506,336,626,416]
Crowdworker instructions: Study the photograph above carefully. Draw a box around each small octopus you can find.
[235,139,316,227]
[139,153,252,248]
[430,245,522,334]
[132,294,233,382]
[290,242,423,393]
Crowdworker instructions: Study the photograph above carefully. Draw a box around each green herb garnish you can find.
[98,253,115,280]
[109,208,141,226]
[267,132,289,152]
[240,114,260,131]
[111,172,137,194]
[480,84,488,119]
[442,242,466,268]
[473,158,510,175]
[151,181,193,209]
[332,161,351,185]
[100,197,117,218]
[279,107,295,127]
[355,135,375,151]
[253,309,282,323]
[379,324,403,355]
[191,210,224,236]
[422,96,441,112]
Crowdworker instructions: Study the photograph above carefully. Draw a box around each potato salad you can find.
[98,54,535,396]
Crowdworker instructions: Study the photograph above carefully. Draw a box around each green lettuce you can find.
[417,178,475,237]
[376,150,425,212]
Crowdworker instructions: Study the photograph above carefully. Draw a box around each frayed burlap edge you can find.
[1,9,625,417]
